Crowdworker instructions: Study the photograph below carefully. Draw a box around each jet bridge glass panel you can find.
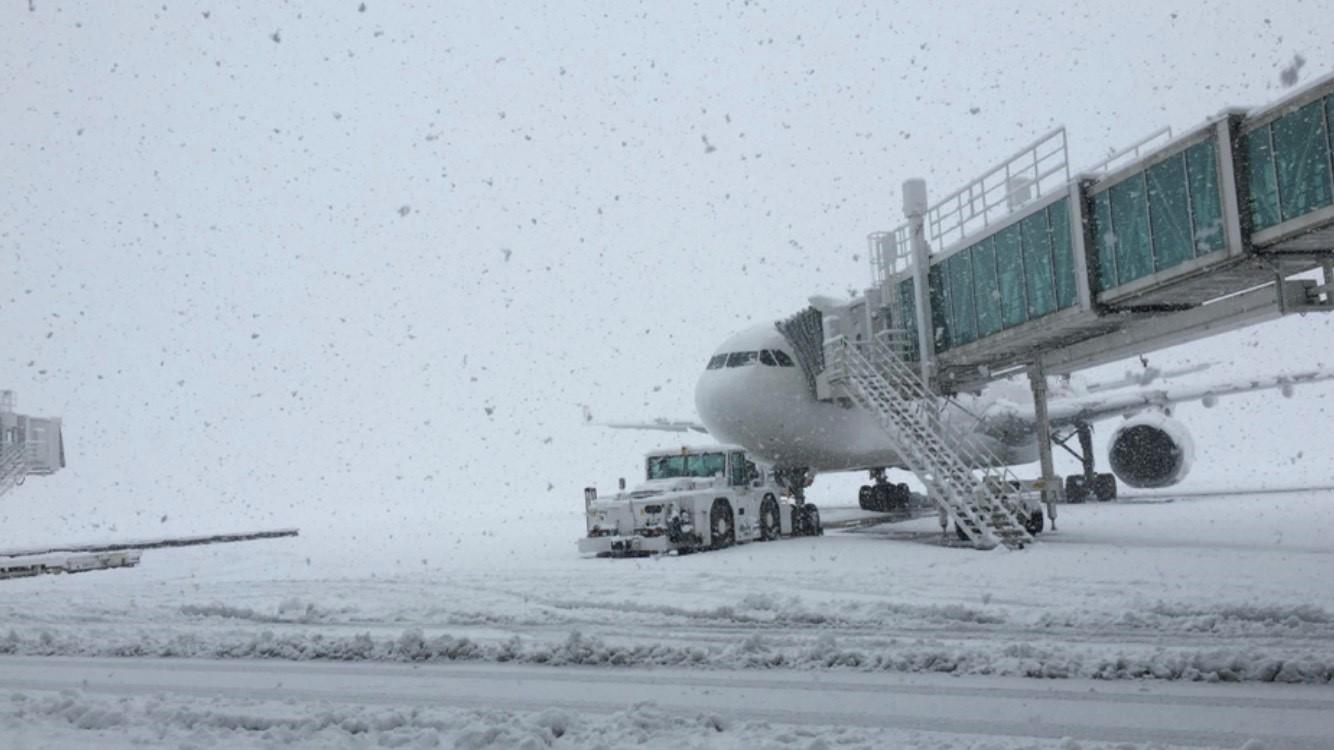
[1245,125,1281,231]
[1272,100,1333,222]
[1146,155,1193,271]
[1047,198,1078,309]
[924,196,1079,353]
[1092,191,1117,291]
[971,237,1002,337]
[1109,175,1154,285]
[1184,140,1224,253]
[994,223,1027,328]
[946,250,977,346]
[1089,135,1230,294]
[1245,94,1334,232]
[1020,211,1057,318]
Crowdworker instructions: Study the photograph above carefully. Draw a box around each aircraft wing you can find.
[594,418,709,434]
[579,404,709,434]
[1030,367,1334,427]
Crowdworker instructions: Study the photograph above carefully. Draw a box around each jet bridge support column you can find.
[1028,362,1058,529]
[903,179,936,385]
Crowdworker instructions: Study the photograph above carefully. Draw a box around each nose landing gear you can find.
[774,466,822,536]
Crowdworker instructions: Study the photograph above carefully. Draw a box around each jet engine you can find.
[1108,412,1195,488]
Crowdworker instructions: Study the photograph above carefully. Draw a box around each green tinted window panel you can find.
[1092,191,1117,292]
[1271,100,1334,222]
[1109,174,1153,285]
[1329,94,1334,184]
[994,223,1028,328]
[898,278,918,361]
[1020,211,1057,318]
[971,237,1002,337]
[1145,154,1194,271]
[1245,125,1281,231]
[1184,139,1224,253]
[947,250,977,345]
[1046,200,1077,309]
[928,264,952,352]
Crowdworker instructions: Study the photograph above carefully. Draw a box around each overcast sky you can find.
[4,1,1333,545]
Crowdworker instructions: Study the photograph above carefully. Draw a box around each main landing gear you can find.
[858,467,910,512]
[774,466,823,536]
[1055,422,1117,503]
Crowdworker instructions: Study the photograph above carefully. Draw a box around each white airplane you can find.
[600,320,1334,508]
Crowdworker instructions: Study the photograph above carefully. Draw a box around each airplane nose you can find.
[694,370,741,442]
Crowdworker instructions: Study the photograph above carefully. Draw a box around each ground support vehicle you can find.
[579,445,822,557]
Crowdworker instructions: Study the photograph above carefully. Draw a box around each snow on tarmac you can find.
[1,485,1333,747]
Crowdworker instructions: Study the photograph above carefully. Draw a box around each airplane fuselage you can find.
[694,324,1039,474]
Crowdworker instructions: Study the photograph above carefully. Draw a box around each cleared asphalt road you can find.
[1,655,1332,748]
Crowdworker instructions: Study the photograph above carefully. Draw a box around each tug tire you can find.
[709,499,735,549]
[759,496,781,541]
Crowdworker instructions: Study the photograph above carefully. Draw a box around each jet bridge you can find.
[861,73,1334,394]
[776,74,1334,525]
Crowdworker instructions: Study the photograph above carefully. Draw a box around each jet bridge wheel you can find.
[759,496,781,541]
[709,499,735,549]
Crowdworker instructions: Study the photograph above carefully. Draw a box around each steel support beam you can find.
[1041,280,1322,376]
[1028,362,1058,528]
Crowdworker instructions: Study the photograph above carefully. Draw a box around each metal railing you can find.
[825,333,1033,548]
[868,226,913,287]
[926,127,1070,253]
[871,128,1070,287]
[1082,126,1173,176]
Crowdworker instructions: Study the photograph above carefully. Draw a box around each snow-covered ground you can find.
[2,485,1333,747]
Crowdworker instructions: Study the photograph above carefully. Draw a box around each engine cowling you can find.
[1108,413,1195,488]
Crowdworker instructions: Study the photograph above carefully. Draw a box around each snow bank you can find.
[2,624,1330,685]
[0,688,1215,750]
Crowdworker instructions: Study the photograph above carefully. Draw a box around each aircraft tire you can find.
[1023,509,1045,535]
[857,485,874,511]
[1093,473,1117,502]
[1065,475,1090,503]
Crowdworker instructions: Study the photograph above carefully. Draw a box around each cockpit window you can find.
[706,354,727,370]
[725,351,759,367]
[759,350,777,366]
[773,350,795,367]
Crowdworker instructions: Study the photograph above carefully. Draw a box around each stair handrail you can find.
[0,443,28,499]
[826,335,1033,548]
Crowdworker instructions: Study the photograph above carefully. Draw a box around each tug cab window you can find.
[729,451,748,486]
[648,452,727,480]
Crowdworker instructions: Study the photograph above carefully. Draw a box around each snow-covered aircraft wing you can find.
[594,418,709,434]
[579,405,709,433]
[1031,368,1334,426]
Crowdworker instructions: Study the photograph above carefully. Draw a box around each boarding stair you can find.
[827,332,1034,550]
[0,442,26,500]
